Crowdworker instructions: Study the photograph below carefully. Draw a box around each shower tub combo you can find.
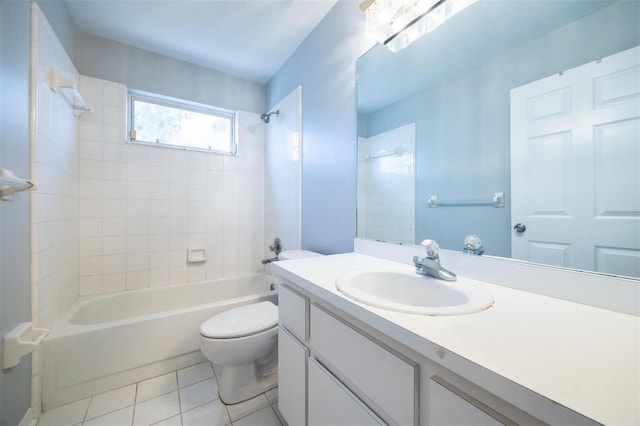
[42,274,277,410]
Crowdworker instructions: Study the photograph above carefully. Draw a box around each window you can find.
[128,90,236,155]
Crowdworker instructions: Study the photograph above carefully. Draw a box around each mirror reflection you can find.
[357,0,640,278]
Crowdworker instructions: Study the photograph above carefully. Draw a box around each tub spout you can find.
[261,256,278,265]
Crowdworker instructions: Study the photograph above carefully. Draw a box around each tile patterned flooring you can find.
[37,362,284,426]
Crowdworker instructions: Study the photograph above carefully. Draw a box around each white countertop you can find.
[273,253,640,426]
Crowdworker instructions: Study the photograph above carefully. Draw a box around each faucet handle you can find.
[269,237,282,256]
[420,239,439,259]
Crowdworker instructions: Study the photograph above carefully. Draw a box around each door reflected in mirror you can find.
[356,0,640,279]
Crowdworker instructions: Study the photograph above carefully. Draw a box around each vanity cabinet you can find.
[308,358,384,426]
[273,253,626,425]
[277,284,308,425]
[278,280,418,426]
[429,376,513,426]
[278,326,307,425]
[310,304,418,425]
[278,277,578,426]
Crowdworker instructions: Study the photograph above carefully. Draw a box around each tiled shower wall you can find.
[30,4,80,415]
[77,76,265,295]
[357,123,416,244]
[31,5,80,331]
[264,86,302,253]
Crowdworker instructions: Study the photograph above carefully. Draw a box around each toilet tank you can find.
[278,250,323,261]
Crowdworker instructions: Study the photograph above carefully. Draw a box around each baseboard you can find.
[18,407,35,426]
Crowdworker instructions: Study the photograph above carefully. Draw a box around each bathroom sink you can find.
[335,267,493,315]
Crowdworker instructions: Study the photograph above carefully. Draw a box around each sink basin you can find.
[336,267,493,315]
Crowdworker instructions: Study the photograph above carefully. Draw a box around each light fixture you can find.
[360,0,478,52]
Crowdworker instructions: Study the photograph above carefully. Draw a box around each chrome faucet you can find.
[261,237,282,265]
[463,234,485,256]
[412,239,457,281]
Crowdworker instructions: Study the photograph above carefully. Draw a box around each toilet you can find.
[200,249,322,404]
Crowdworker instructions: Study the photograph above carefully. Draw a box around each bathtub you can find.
[42,274,277,410]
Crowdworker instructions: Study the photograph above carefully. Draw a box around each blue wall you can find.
[267,1,371,254]
[76,32,265,114]
[35,0,78,63]
[0,1,33,424]
[34,0,266,114]
[362,1,640,257]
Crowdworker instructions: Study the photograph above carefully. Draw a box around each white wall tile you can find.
[75,76,267,295]
[30,5,81,330]
[102,273,125,293]
[149,149,173,167]
[80,237,103,257]
[102,199,127,217]
[169,267,188,284]
[126,270,149,290]
[79,255,102,276]
[126,235,149,254]
[79,198,102,218]
[149,235,170,252]
[102,218,126,236]
[126,217,149,235]
[79,140,102,161]
[102,236,126,255]
[103,85,120,106]
[188,264,207,282]
[149,251,171,269]
[79,179,103,198]
[79,120,103,142]
[127,253,149,272]
[103,143,126,162]
[103,123,126,144]
[149,268,170,287]
[149,217,170,234]
[104,105,125,126]
[149,166,171,184]
[80,218,102,237]
[103,255,126,274]
[127,199,150,217]
[103,162,126,181]
[126,181,149,199]
[149,200,171,216]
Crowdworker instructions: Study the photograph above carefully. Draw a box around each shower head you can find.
[260,110,279,124]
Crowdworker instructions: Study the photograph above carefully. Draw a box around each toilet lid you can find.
[200,301,278,339]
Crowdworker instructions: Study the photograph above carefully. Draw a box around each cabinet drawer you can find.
[428,376,546,426]
[310,304,418,425]
[429,376,515,426]
[308,358,385,426]
[279,283,308,340]
[278,326,308,426]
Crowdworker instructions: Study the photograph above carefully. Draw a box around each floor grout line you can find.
[42,362,280,426]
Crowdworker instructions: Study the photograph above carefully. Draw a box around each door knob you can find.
[513,223,527,233]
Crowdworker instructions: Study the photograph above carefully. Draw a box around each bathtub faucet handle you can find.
[269,238,282,256]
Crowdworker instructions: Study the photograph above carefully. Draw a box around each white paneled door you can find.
[511,46,640,278]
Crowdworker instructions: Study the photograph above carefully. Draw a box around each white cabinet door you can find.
[279,283,308,340]
[310,304,418,425]
[511,46,640,277]
[429,377,512,426]
[308,358,385,426]
[278,326,307,426]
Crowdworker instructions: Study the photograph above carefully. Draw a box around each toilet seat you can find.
[200,301,278,339]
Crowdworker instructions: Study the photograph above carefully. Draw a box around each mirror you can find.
[357,0,640,279]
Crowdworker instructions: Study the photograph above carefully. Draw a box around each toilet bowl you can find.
[200,249,322,404]
[200,301,279,404]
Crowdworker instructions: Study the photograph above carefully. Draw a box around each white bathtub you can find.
[42,274,277,410]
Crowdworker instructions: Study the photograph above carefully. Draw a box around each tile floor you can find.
[37,361,284,426]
